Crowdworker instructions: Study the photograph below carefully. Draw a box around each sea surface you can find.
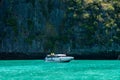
[0,60,120,80]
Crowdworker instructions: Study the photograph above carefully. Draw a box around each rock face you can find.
[0,0,120,59]
[0,0,66,53]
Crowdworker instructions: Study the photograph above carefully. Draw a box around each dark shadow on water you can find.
[0,51,119,60]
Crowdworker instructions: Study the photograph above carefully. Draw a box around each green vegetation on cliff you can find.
[0,0,120,58]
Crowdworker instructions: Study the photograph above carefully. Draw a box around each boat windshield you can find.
[55,54,66,56]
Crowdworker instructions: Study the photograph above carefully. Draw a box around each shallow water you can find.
[0,60,120,80]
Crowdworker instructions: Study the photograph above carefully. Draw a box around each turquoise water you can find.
[0,60,120,80]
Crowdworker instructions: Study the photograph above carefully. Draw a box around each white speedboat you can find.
[45,53,74,62]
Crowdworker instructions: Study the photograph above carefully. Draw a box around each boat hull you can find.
[45,56,74,62]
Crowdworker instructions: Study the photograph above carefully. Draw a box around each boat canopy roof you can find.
[55,54,66,56]
[47,54,66,57]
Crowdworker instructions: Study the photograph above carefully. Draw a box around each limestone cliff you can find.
[0,0,120,59]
